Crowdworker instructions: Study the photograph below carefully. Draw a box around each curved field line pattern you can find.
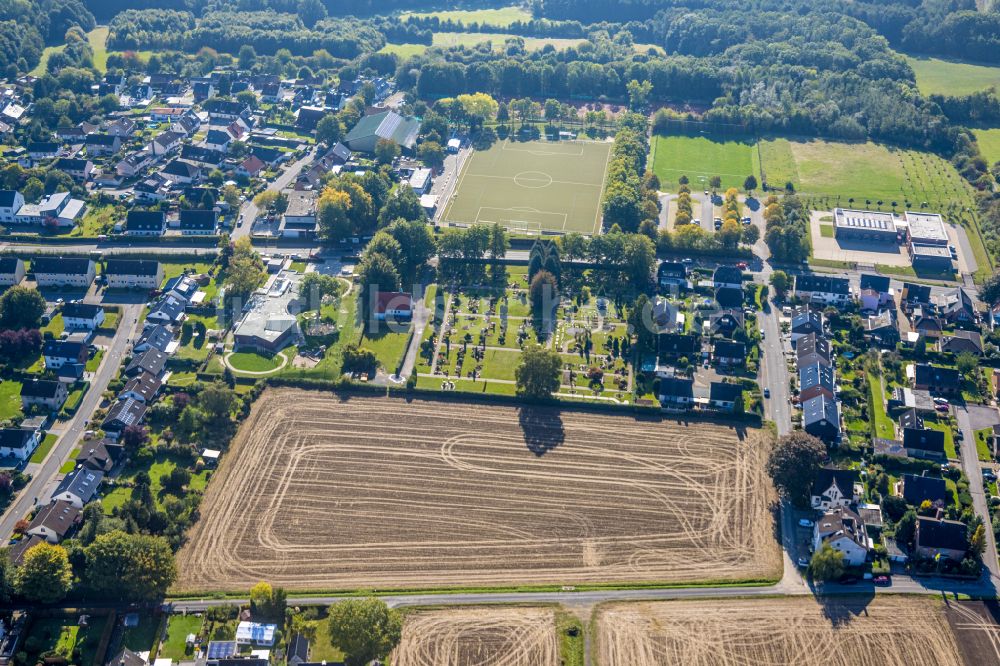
[175,389,779,592]
[596,597,964,666]
[392,607,559,666]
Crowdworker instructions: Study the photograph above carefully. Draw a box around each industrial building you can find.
[833,208,898,242]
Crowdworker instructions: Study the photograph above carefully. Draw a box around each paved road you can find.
[233,150,316,241]
[397,284,432,380]
[0,303,143,538]
[954,403,1000,584]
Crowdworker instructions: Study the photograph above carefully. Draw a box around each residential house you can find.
[940,330,983,356]
[120,372,162,403]
[43,340,88,369]
[295,106,328,132]
[55,123,97,142]
[75,438,124,473]
[0,190,24,222]
[901,474,948,507]
[713,340,745,366]
[204,99,251,123]
[204,129,232,152]
[901,282,932,313]
[125,349,168,378]
[713,266,743,290]
[803,394,840,444]
[914,517,968,561]
[105,259,163,290]
[374,291,413,321]
[179,209,217,235]
[811,467,861,510]
[715,286,743,309]
[238,155,265,179]
[117,151,154,178]
[31,256,95,287]
[658,376,694,407]
[708,381,741,412]
[898,407,924,432]
[287,634,309,666]
[15,192,86,227]
[280,190,318,239]
[151,130,183,157]
[408,168,432,194]
[61,302,105,331]
[708,309,743,338]
[791,310,824,345]
[101,398,147,437]
[794,274,851,304]
[146,295,186,326]
[935,288,977,325]
[0,256,25,286]
[813,507,868,566]
[105,117,136,138]
[26,500,80,543]
[20,379,68,411]
[912,311,943,339]
[162,159,201,185]
[656,333,699,359]
[0,428,40,461]
[902,427,947,461]
[133,324,177,354]
[252,145,290,168]
[862,311,899,348]
[859,273,893,307]
[9,535,44,566]
[27,142,59,160]
[343,110,420,152]
[172,111,201,137]
[53,158,94,182]
[799,363,836,402]
[181,144,225,166]
[133,174,172,202]
[163,275,199,303]
[192,80,215,102]
[50,467,103,508]
[912,363,961,395]
[657,261,688,289]
[125,210,166,237]
[235,622,277,647]
[84,134,122,157]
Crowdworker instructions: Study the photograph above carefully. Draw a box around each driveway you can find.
[953,402,1000,585]
[232,149,316,241]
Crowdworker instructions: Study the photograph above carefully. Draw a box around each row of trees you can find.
[763,195,809,264]
[601,113,659,233]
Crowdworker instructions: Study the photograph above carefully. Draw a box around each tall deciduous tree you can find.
[15,542,73,603]
[808,543,844,582]
[327,597,402,666]
[83,531,176,600]
[766,432,826,507]
[514,344,562,400]
[0,285,46,329]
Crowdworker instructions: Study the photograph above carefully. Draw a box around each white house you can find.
[20,379,69,410]
[0,190,24,222]
[0,257,25,286]
[0,428,41,461]
[105,259,163,290]
[794,274,852,305]
[810,468,861,511]
[31,256,96,288]
[50,467,104,508]
[373,291,413,321]
[61,302,105,330]
[813,506,869,566]
[26,500,80,543]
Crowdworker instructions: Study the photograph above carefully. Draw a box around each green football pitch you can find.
[441,138,612,235]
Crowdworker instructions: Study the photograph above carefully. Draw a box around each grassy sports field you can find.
[401,6,532,27]
[974,128,1000,166]
[442,138,611,235]
[905,55,1000,96]
[650,134,756,190]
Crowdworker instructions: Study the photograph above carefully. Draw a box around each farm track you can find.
[392,606,559,666]
[175,389,779,592]
[595,596,965,666]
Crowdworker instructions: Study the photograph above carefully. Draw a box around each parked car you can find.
[797,556,810,568]
[935,404,950,413]
[873,575,891,586]
[763,387,770,398]
[933,397,949,405]
[798,518,814,528]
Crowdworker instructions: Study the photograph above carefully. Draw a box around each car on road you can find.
[798,518,814,528]
[955,430,963,441]
[797,556,810,568]
[873,575,891,586]
[742,217,752,224]
[763,387,770,398]
[736,261,748,269]
[933,397,949,405]
[935,404,950,413]
[704,190,709,195]
[681,257,692,263]
[693,218,701,225]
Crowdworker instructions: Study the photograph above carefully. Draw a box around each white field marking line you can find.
[462,172,602,189]
[653,166,749,178]
[500,137,585,157]
[441,146,476,222]
[593,141,614,235]
[475,205,567,228]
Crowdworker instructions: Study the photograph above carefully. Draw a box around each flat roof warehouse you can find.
[834,208,895,232]
[903,211,949,244]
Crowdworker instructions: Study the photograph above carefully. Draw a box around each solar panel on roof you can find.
[207,641,237,659]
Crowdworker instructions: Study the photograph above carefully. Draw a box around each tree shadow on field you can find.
[518,406,565,457]
[809,588,875,628]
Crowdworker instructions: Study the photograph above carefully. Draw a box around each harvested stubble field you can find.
[596,596,967,666]
[391,606,559,666]
[175,389,778,592]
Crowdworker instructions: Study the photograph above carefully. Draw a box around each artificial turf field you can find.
[442,138,612,235]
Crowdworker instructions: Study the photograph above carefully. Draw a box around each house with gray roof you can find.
[51,467,104,508]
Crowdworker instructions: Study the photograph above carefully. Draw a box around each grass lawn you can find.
[402,6,532,26]
[869,377,894,440]
[905,55,1000,96]
[289,261,307,272]
[430,32,585,52]
[159,615,203,661]
[64,386,86,414]
[361,327,411,374]
[69,204,117,237]
[103,455,209,515]
[24,617,101,666]
[30,43,66,77]
[650,133,756,191]
[101,309,120,331]
[308,617,346,663]
[379,43,428,58]
[29,434,58,464]
[122,613,160,653]
[60,448,80,474]
[159,262,214,284]
[227,352,282,373]
[41,313,64,338]
[974,128,1000,166]
[0,380,23,421]
[819,224,834,238]
[89,26,110,72]
[926,418,958,460]
[86,349,104,372]
[975,427,996,462]
[759,138,975,210]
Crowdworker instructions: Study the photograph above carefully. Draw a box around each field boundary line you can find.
[593,140,614,235]
[463,172,602,189]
